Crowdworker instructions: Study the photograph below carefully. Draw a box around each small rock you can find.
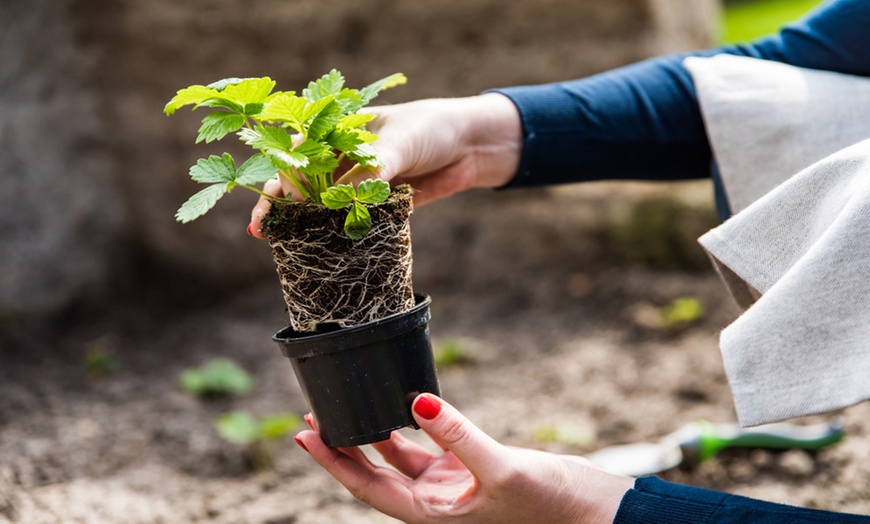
[777,449,815,477]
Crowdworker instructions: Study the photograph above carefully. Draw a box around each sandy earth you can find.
[2,184,869,523]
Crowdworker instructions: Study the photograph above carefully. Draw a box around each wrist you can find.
[459,93,523,189]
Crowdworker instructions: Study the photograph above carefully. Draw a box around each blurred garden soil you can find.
[2,183,869,523]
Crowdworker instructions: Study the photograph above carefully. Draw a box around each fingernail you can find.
[294,436,309,453]
[304,413,315,430]
[413,394,441,420]
[246,223,254,237]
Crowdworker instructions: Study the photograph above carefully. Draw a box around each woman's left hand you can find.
[294,394,634,524]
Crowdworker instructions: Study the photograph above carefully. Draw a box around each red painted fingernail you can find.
[246,223,254,237]
[294,436,309,453]
[304,413,315,430]
[413,394,441,420]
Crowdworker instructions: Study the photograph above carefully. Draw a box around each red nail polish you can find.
[413,395,441,420]
[246,224,254,237]
[294,436,309,453]
[304,413,315,430]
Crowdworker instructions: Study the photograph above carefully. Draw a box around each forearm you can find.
[491,0,870,188]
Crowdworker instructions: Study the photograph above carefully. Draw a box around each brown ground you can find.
[2,183,869,523]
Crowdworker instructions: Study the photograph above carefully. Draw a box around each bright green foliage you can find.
[175,153,279,223]
[215,411,302,444]
[180,357,255,397]
[321,179,391,239]
[215,411,303,471]
[659,296,705,331]
[433,339,475,369]
[166,70,407,238]
[720,0,821,44]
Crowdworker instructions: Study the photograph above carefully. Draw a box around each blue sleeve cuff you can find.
[614,477,870,524]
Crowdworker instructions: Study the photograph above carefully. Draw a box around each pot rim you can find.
[272,293,431,358]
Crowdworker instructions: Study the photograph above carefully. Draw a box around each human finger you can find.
[410,394,511,482]
[248,178,283,239]
[370,430,436,479]
[295,429,418,521]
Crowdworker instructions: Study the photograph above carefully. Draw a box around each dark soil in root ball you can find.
[261,184,415,332]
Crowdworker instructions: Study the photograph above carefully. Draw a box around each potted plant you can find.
[165,70,440,447]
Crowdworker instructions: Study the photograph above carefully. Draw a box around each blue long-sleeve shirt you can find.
[493,0,870,521]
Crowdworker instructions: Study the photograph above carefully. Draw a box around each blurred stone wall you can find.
[0,0,718,314]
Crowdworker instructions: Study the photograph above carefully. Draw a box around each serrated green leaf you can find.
[243,102,264,116]
[196,112,246,144]
[222,77,276,106]
[326,129,364,154]
[303,69,345,101]
[176,183,229,223]
[189,154,236,183]
[346,143,381,167]
[360,72,407,105]
[321,184,356,209]
[216,411,260,445]
[258,414,303,440]
[295,140,339,176]
[301,95,337,122]
[336,88,365,112]
[164,85,220,115]
[356,179,390,204]
[236,154,280,185]
[268,149,309,169]
[344,201,372,240]
[238,125,295,151]
[195,97,244,113]
[307,99,343,140]
[259,93,307,132]
[338,113,376,130]
[354,129,378,144]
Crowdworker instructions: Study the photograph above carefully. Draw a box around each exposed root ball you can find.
[262,185,415,332]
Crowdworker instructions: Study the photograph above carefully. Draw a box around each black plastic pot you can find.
[273,294,440,447]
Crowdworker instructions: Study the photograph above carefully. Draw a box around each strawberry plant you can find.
[165,70,406,239]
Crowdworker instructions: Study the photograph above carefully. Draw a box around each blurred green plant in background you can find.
[720,0,823,44]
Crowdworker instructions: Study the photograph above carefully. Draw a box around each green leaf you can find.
[189,153,237,183]
[321,184,356,209]
[238,125,294,151]
[326,129,364,154]
[346,143,381,167]
[295,140,339,176]
[164,85,219,115]
[336,88,365,112]
[303,69,345,101]
[360,72,407,105]
[338,113,376,130]
[307,99,344,141]
[268,150,309,169]
[259,92,306,132]
[356,179,390,204]
[258,414,303,440]
[206,77,248,91]
[196,112,245,144]
[179,358,255,395]
[222,77,276,106]
[344,200,372,240]
[243,102,264,116]
[195,97,244,113]
[176,183,228,223]
[235,154,280,185]
[216,412,260,445]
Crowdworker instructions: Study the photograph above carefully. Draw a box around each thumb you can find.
[411,393,510,480]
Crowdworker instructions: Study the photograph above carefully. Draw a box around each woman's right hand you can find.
[247,93,523,238]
